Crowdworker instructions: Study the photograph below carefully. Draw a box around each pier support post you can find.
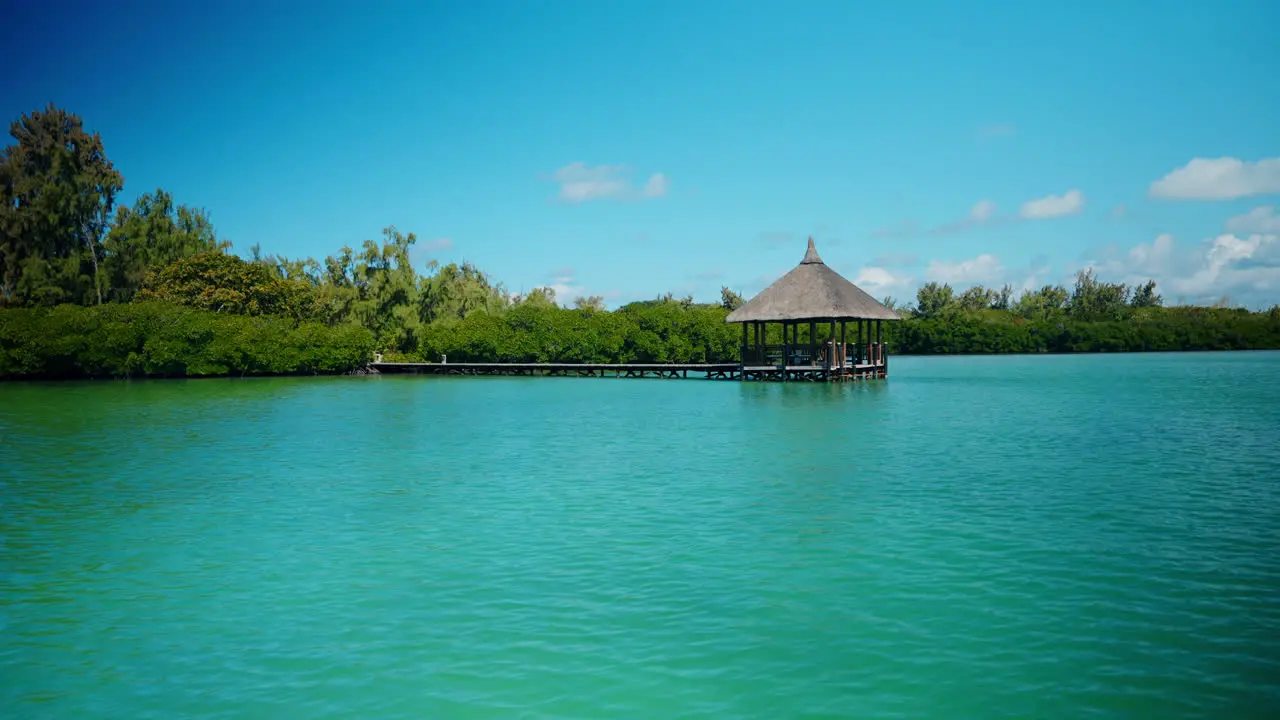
[828,319,836,373]
[876,320,883,375]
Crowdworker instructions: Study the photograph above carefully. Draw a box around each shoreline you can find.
[4,347,1278,383]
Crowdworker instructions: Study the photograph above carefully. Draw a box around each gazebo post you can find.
[840,320,847,376]
[828,319,836,372]
[876,320,883,370]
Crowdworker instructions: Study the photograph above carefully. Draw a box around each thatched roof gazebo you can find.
[726,237,901,381]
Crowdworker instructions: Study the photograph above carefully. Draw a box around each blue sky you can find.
[3,0,1279,308]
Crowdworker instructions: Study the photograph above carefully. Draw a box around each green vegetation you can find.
[0,303,374,379]
[2,104,1279,380]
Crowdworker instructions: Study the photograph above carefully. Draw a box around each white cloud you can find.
[1020,189,1084,219]
[1125,233,1177,275]
[970,199,996,222]
[550,162,668,203]
[857,229,1280,309]
[421,237,453,252]
[1013,264,1051,294]
[854,266,914,297]
[1226,205,1280,234]
[547,281,579,303]
[1090,232,1280,306]
[924,254,1005,285]
[874,192,1089,238]
[1167,234,1280,300]
[642,173,669,198]
[1149,157,1280,200]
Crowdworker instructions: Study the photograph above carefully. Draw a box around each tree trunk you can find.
[85,236,102,305]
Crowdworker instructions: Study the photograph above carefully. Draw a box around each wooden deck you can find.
[371,362,742,379]
[370,360,887,381]
[741,361,886,382]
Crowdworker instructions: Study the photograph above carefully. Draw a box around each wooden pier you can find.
[372,362,741,379]
[370,355,888,382]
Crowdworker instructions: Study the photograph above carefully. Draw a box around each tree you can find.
[720,286,744,311]
[957,285,997,312]
[136,251,315,319]
[0,104,124,306]
[1069,268,1129,319]
[916,282,955,318]
[1130,280,1163,308]
[515,286,557,308]
[1014,284,1070,320]
[573,295,606,311]
[421,259,510,323]
[102,188,227,302]
[993,284,1014,311]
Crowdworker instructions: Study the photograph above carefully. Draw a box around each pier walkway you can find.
[371,362,739,379]
[370,360,887,381]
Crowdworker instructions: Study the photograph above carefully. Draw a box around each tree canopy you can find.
[0,104,123,306]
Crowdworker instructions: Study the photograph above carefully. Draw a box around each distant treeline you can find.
[1,303,373,379]
[2,104,1279,380]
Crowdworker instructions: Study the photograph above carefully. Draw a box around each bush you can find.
[0,302,375,379]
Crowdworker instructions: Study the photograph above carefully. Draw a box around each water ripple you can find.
[2,354,1280,718]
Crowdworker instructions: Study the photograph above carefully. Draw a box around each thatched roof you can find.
[725,238,901,323]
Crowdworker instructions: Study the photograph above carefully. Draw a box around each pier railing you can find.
[740,342,887,368]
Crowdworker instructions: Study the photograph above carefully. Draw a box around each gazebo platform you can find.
[742,361,886,382]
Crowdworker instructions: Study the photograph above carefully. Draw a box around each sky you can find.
[3,0,1279,309]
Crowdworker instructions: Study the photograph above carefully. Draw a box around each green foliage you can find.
[103,188,226,301]
[402,298,1280,363]
[255,227,512,354]
[890,305,1280,355]
[1068,268,1130,319]
[720,286,744,311]
[421,255,510,324]
[957,285,998,312]
[136,252,316,320]
[992,284,1014,311]
[0,303,374,379]
[0,104,124,307]
[1014,284,1070,320]
[573,295,606,311]
[1131,279,1163,308]
[417,301,740,364]
[916,282,956,318]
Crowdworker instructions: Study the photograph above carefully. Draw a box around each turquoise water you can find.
[2,352,1279,718]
